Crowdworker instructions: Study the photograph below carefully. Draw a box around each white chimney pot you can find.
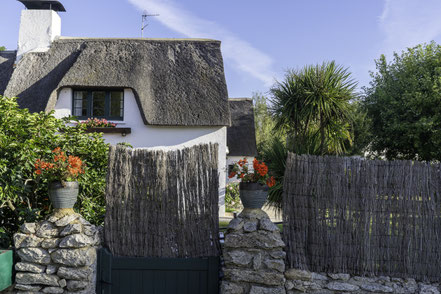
[17,9,61,60]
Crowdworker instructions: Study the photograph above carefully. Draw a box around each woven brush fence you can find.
[283,153,441,282]
[104,144,220,258]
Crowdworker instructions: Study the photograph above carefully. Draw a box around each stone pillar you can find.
[221,208,286,294]
[13,210,100,294]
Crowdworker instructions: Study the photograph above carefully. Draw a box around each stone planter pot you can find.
[239,182,268,209]
[49,181,79,209]
[0,250,12,291]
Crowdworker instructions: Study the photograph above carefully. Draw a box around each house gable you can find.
[227,98,258,157]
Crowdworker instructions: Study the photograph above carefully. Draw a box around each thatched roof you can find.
[227,98,258,157]
[4,38,230,126]
[0,51,16,95]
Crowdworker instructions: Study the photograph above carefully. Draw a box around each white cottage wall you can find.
[55,88,227,216]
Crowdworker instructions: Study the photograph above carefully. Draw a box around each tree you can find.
[0,46,5,51]
[364,42,441,161]
[270,61,357,155]
[253,93,281,152]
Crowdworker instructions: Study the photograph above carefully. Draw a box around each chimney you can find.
[16,0,66,60]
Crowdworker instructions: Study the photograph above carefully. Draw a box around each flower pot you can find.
[49,181,79,209]
[239,182,268,209]
[0,250,12,291]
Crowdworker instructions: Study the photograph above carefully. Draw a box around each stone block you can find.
[36,221,59,238]
[60,224,82,236]
[41,238,60,249]
[20,223,37,234]
[51,248,96,267]
[14,233,43,248]
[17,248,51,265]
[16,273,59,286]
[326,281,360,292]
[220,281,244,294]
[57,266,92,280]
[224,268,285,286]
[250,285,286,294]
[285,268,312,281]
[15,262,46,273]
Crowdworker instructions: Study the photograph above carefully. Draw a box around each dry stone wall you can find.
[284,268,440,294]
[221,208,286,294]
[12,211,100,294]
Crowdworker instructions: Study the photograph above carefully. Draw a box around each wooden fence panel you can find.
[104,144,220,258]
[283,153,441,281]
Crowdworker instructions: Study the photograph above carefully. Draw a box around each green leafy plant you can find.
[225,183,241,212]
[0,96,109,247]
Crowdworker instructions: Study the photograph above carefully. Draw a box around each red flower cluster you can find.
[266,176,276,188]
[34,148,85,182]
[253,159,268,177]
[228,157,276,188]
[78,118,116,128]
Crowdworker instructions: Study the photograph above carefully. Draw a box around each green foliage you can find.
[259,137,288,211]
[0,46,5,51]
[270,61,358,155]
[364,42,441,161]
[225,183,241,212]
[0,96,109,247]
[253,93,282,153]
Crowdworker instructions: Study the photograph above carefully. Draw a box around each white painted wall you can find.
[17,10,61,60]
[54,88,227,216]
[226,155,255,184]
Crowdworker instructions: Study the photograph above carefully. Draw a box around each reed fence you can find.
[104,144,220,258]
[283,153,441,281]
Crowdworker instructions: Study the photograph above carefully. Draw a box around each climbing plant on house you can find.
[0,96,109,247]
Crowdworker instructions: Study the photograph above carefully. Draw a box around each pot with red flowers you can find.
[34,147,85,209]
[228,158,276,209]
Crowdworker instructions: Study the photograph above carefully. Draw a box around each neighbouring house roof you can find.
[227,98,258,157]
[2,38,230,127]
[0,51,16,95]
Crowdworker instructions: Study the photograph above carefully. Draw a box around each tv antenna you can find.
[141,11,159,38]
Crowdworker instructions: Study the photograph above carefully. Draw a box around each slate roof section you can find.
[227,98,258,157]
[4,38,230,126]
[0,51,16,95]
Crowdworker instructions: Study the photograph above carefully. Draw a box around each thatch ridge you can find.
[227,98,258,156]
[5,38,230,126]
[0,51,16,95]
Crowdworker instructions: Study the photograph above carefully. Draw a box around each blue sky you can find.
[2,0,441,98]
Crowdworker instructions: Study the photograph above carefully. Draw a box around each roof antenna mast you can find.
[141,10,159,38]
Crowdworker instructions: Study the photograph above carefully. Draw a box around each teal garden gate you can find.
[96,249,219,294]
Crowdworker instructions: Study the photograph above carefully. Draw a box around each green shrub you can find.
[225,183,241,212]
[0,96,109,247]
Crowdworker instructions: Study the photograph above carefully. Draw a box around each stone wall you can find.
[220,208,440,294]
[284,269,440,294]
[221,209,286,294]
[12,210,100,294]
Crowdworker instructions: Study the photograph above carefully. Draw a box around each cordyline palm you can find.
[271,61,357,155]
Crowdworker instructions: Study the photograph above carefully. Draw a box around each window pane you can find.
[110,91,123,118]
[92,91,105,117]
[73,91,87,117]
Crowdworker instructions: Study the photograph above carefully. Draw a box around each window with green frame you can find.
[72,89,124,121]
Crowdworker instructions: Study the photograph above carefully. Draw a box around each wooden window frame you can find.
[72,89,124,121]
